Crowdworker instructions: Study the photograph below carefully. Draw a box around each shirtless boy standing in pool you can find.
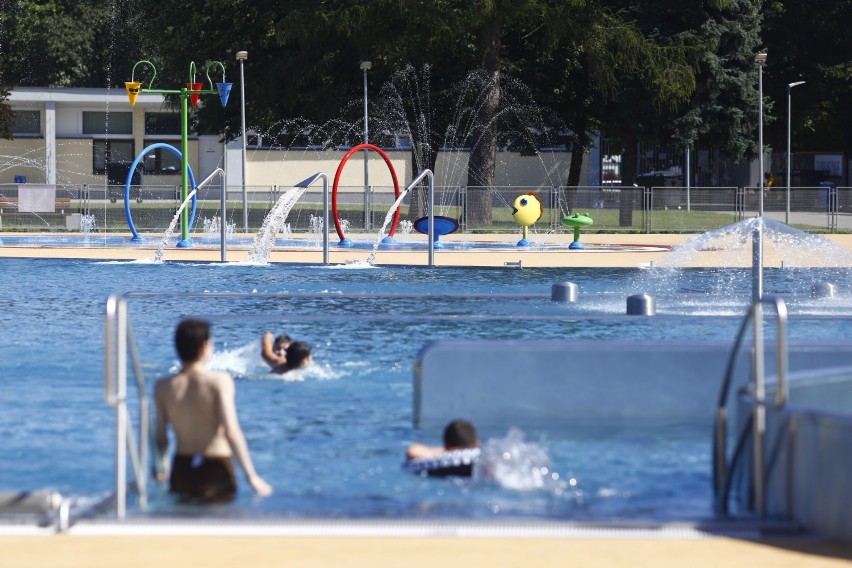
[155,319,272,502]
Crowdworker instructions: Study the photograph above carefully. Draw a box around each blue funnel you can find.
[216,82,232,107]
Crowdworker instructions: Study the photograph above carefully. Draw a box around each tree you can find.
[762,1,852,163]
[515,2,702,223]
[0,0,152,88]
[0,71,13,139]
[658,0,766,164]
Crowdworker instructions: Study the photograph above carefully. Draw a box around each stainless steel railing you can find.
[713,295,788,517]
[104,293,150,518]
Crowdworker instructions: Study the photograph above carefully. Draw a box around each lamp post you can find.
[755,52,767,216]
[360,61,372,230]
[236,50,248,232]
[786,80,805,225]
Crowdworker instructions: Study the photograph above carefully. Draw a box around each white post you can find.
[786,81,805,225]
[685,145,691,211]
[236,51,249,232]
[45,101,56,185]
[756,53,767,217]
[361,61,372,230]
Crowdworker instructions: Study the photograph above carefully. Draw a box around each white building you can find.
[3,87,582,193]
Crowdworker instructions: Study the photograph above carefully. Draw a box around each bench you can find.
[0,196,73,212]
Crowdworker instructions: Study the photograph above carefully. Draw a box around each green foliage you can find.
[0,0,154,87]
[0,0,850,173]
[0,73,12,139]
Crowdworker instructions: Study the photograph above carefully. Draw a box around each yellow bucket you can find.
[125,81,142,107]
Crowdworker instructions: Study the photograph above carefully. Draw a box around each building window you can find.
[145,112,181,136]
[142,141,181,174]
[83,111,132,135]
[93,140,135,174]
[12,110,40,136]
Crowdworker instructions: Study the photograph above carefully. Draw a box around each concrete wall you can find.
[5,88,199,188]
[763,384,852,544]
[414,339,852,432]
[0,138,46,184]
[225,144,581,191]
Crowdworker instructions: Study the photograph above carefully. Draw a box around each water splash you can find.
[309,214,324,238]
[153,189,197,263]
[659,217,852,269]
[374,64,565,214]
[365,189,409,265]
[80,214,97,236]
[477,428,578,496]
[202,215,235,239]
[241,186,307,264]
[638,217,852,298]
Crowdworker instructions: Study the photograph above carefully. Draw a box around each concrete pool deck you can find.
[2,231,852,267]
[2,230,852,566]
[3,521,852,568]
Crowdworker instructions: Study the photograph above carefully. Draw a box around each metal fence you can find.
[0,183,849,234]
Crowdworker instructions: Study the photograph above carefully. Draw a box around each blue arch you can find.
[125,143,197,241]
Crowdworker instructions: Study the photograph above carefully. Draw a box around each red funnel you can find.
[186,82,203,107]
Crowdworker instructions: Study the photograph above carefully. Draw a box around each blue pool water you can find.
[2,257,852,521]
[0,233,657,251]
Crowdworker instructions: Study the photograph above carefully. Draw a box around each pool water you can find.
[2,258,851,521]
[0,233,661,252]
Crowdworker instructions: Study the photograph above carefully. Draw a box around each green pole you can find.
[180,87,189,245]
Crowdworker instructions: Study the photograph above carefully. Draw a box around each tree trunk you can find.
[409,142,439,219]
[619,137,638,227]
[561,56,590,215]
[464,16,501,227]
[563,110,589,214]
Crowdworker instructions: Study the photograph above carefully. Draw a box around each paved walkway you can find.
[2,232,852,267]
[4,529,852,568]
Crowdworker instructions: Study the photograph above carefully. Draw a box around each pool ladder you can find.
[713,295,789,519]
[104,293,151,519]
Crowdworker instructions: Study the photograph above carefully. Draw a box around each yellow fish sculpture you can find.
[511,192,543,246]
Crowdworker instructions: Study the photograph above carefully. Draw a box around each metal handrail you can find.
[104,293,149,518]
[294,172,329,264]
[404,169,435,266]
[713,295,788,517]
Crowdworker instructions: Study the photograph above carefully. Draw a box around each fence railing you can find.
[0,184,849,234]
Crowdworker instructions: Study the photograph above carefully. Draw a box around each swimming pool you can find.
[2,257,852,523]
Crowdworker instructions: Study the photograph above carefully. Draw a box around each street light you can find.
[360,61,372,229]
[786,80,806,224]
[755,52,767,216]
[236,50,248,232]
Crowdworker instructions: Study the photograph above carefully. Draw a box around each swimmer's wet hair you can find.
[443,419,478,449]
[286,341,312,368]
[175,319,210,362]
[273,334,293,351]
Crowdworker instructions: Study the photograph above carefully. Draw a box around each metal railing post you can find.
[713,295,788,518]
[294,173,330,264]
[404,170,435,266]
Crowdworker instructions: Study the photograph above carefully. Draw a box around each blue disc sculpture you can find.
[124,143,197,244]
[413,216,460,249]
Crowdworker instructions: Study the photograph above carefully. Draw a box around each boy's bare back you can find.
[154,319,272,497]
[155,368,234,457]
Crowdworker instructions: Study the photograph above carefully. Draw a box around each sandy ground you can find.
[2,230,852,566]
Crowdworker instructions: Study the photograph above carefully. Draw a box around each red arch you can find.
[332,143,401,242]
